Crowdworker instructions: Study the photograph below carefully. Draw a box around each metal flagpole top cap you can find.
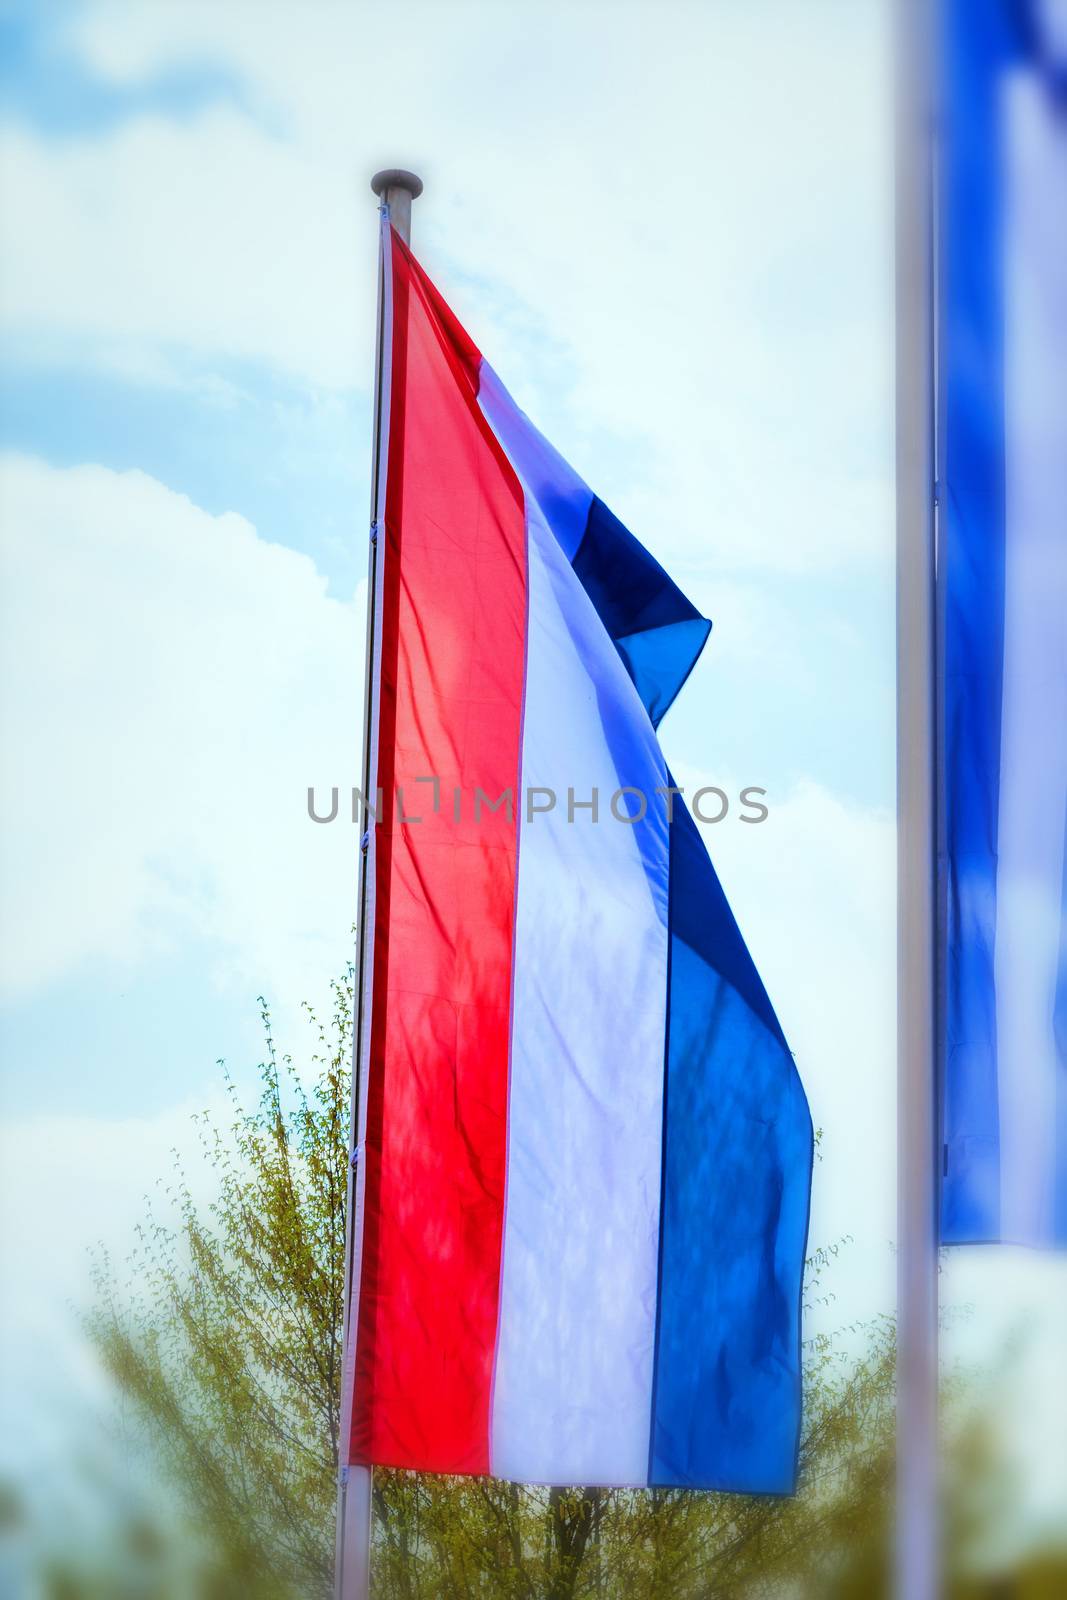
[371,168,423,199]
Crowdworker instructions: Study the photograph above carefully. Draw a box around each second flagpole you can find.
[893,1,940,1597]
[334,166,423,1600]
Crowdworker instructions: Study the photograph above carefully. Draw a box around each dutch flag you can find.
[340,221,813,1492]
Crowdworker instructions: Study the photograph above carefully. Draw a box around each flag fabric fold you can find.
[342,221,813,1492]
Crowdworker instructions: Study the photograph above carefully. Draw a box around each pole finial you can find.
[371,170,423,246]
[370,169,423,199]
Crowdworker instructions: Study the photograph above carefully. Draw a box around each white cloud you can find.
[2,0,894,574]
[0,454,363,1010]
[0,113,372,391]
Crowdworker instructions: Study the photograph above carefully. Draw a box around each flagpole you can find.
[894,3,939,1599]
[334,166,422,1600]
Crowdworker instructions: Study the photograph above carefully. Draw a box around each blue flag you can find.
[941,0,1067,1246]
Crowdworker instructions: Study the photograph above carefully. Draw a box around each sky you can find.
[0,0,1063,1557]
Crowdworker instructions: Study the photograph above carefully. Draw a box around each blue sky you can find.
[0,0,249,135]
[0,0,893,1474]
[0,0,899,1106]
[4,0,1062,1548]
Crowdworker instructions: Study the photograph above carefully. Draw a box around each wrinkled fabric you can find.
[347,225,813,1490]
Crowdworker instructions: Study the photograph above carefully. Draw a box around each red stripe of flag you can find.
[350,232,527,1473]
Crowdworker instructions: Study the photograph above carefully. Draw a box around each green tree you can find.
[90,965,907,1599]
